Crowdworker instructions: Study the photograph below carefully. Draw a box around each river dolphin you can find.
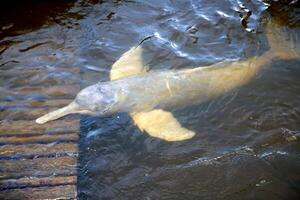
[36,21,299,141]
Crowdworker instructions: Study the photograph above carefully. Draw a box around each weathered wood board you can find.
[0,84,80,199]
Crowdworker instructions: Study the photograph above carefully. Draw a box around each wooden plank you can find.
[0,185,77,199]
[0,99,72,109]
[0,133,78,145]
[0,156,77,180]
[0,99,74,120]
[0,119,79,136]
[0,85,80,101]
[0,143,77,159]
[14,85,80,97]
[0,66,80,76]
[0,175,76,190]
[0,107,59,120]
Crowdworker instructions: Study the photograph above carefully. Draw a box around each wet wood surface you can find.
[0,185,77,200]
[0,85,80,199]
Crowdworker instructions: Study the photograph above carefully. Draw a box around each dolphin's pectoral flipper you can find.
[132,109,195,141]
[110,45,150,80]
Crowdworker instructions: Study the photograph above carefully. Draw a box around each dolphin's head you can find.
[36,83,118,124]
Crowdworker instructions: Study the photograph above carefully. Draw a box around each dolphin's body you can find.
[36,21,299,141]
[109,60,259,113]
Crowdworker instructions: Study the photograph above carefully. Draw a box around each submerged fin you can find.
[266,20,300,60]
[132,109,195,141]
[110,45,149,80]
[36,102,78,124]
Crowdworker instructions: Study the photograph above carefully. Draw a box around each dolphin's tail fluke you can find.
[266,20,300,60]
[36,102,79,124]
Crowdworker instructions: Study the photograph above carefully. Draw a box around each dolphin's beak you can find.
[36,101,79,124]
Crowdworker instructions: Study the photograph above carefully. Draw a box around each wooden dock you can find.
[0,85,80,199]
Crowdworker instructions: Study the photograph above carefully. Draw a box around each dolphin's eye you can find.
[102,107,109,114]
[96,84,106,93]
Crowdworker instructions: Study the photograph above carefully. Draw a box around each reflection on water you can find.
[1,0,300,199]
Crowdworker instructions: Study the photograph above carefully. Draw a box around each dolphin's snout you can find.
[35,102,79,124]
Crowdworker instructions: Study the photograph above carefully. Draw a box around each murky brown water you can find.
[1,0,300,199]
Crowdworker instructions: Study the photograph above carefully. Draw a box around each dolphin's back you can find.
[116,59,261,112]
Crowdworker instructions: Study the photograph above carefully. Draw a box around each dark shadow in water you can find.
[0,0,78,40]
[265,0,300,27]
[0,0,80,60]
